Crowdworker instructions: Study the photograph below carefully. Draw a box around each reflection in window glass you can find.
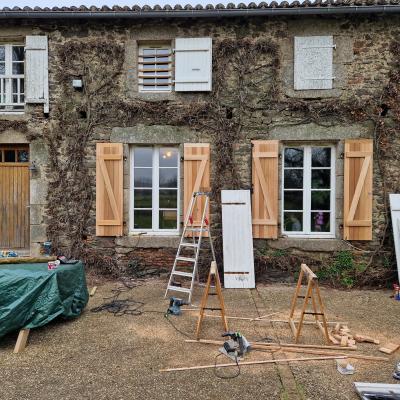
[283,146,334,236]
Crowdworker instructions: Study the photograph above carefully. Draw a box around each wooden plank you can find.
[222,190,255,288]
[251,140,279,239]
[379,343,400,354]
[90,286,98,296]
[14,329,30,353]
[390,194,400,284]
[160,356,347,372]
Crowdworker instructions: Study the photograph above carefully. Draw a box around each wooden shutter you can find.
[175,38,212,92]
[184,143,210,235]
[25,36,49,113]
[252,140,279,239]
[343,139,373,240]
[294,36,334,90]
[96,143,123,236]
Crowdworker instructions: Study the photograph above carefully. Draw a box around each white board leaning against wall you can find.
[390,194,400,284]
[221,190,255,289]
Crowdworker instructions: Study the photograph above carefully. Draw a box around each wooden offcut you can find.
[96,143,123,236]
[195,261,228,339]
[14,329,30,354]
[343,139,373,240]
[288,264,330,344]
[251,140,279,239]
[379,342,400,354]
[183,143,210,237]
[0,256,57,264]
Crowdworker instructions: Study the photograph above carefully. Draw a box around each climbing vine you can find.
[0,33,398,285]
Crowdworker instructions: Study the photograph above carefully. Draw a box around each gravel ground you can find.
[0,278,398,400]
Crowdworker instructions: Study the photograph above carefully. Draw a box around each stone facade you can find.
[0,14,399,283]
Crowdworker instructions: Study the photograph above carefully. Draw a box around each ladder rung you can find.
[167,286,192,294]
[176,256,196,262]
[185,227,209,232]
[172,271,193,278]
[180,242,199,248]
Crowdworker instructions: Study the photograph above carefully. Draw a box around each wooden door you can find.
[0,145,30,249]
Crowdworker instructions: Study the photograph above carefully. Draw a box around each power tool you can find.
[167,297,189,316]
[219,331,251,361]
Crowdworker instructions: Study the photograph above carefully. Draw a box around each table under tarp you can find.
[0,261,89,339]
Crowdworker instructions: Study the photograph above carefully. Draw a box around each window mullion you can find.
[5,45,11,105]
[304,146,311,234]
[153,147,159,231]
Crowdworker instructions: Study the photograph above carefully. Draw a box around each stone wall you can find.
[0,15,399,284]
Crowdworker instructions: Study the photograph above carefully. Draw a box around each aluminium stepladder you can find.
[165,191,216,304]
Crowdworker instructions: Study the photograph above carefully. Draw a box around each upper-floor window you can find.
[138,43,173,93]
[282,145,335,238]
[0,44,25,112]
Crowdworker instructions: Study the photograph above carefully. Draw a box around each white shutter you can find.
[294,36,334,90]
[25,36,49,113]
[174,37,212,92]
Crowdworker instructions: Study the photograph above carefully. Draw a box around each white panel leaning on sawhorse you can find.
[390,194,400,283]
[221,190,255,288]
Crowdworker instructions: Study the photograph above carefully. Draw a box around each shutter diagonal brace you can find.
[98,155,121,225]
[253,155,277,225]
[346,155,371,224]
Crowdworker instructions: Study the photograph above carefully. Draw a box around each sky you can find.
[0,0,233,6]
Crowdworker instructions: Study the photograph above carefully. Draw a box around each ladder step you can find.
[185,228,209,232]
[167,286,192,294]
[180,242,199,248]
[176,256,196,262]
[172,271,194,278]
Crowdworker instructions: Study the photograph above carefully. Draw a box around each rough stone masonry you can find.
[0,7,399,286]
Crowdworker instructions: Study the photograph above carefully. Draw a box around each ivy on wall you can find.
[0,35,398,285]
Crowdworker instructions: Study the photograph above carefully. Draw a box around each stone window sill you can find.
[116,235,180,249]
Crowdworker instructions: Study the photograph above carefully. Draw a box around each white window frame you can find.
[0,44,25,114]
[138,43,173,93]
[129,146,180,235]
[281,145,336,239]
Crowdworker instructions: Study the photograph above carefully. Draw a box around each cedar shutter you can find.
[174,38,212,92]
[96,143,123,237]
[25,36,49,113]
[294,36,334,90]
[251,140,279,239]
[184,143,210,235]
[343,139,373,240]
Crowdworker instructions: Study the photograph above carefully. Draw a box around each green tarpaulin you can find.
[0,261,89,338]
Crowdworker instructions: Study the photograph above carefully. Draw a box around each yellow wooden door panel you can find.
[343,139,373,240]
[251,140,279,239]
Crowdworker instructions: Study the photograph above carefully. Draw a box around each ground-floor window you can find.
[282,145,335,238]
[130,146,179,234]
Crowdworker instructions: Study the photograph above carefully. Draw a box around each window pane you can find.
[134,210,152,229]
[0,63,4,75]
[134,147,152,167]
[158,64,169,70]
[159,210,177,229]
[12,79,18,93]
[157,49,170,55]
[134,168,152,187]
[159,189,177,208]
[312,170,331,189]
[12,47,24,61]
[0,47,4,62]
[143,49,156,56]
[5,150,15,162]
[284,212,303,232]
[20,79,24,94]
[311,212,330,232]
[12,63,24,75]
[159,147,178,167]
[159,168,177,188]
[134,189,152,208]
[13,94,18,103]
[284,169,303,189]
[284,191,303,210]
[311,191,330,210]
[284,148,303,168]
[312,147,331,168]
[17,150,29,162]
